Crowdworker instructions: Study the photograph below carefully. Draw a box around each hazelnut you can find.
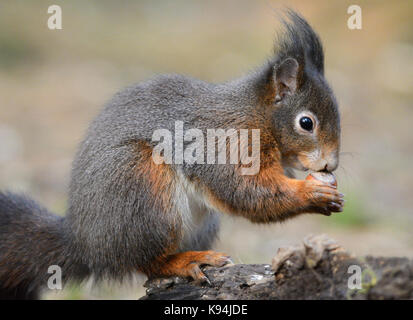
[306,172,337,187]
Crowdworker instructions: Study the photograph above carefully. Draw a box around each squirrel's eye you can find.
[299,116,313,132]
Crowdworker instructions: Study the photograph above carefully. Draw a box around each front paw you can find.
[304,180,344,216]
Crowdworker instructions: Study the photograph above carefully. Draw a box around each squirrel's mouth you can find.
[290,160,332,174]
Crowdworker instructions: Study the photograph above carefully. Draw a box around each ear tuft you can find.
[274,58,299,102]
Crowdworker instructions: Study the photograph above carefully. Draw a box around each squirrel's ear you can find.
[274,58,299,103]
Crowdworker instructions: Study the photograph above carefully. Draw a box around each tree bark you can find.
[141,235,413,300]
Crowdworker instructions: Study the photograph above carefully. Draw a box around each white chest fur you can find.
[174,171,218,251]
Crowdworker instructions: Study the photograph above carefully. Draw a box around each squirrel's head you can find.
[266,10,340,173]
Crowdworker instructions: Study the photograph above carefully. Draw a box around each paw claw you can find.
[199,274,212,286]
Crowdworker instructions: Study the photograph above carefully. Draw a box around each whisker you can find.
[339,151,359,159]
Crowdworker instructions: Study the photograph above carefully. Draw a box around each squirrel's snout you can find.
[320,154,339,172]
[298,149,339,173]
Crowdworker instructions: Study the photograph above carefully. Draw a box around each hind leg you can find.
[146,250,232,283]
[143,211,232,283]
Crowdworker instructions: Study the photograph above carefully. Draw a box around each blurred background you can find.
[0,0,412,299]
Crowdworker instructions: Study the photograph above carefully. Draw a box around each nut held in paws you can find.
[306,172,337,187]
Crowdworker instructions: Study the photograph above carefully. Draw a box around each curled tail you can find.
[0,192,82,299]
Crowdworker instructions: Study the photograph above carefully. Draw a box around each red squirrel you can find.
[0,10,343,299]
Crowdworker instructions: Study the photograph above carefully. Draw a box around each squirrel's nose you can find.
[325,158,338,172]
[318,150,339,173]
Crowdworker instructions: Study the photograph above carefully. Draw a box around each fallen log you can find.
[141,235,413,300]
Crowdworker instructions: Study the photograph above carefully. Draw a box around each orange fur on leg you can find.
[144,251,232,283]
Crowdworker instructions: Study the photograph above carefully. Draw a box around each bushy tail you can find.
[0,192,74,299]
